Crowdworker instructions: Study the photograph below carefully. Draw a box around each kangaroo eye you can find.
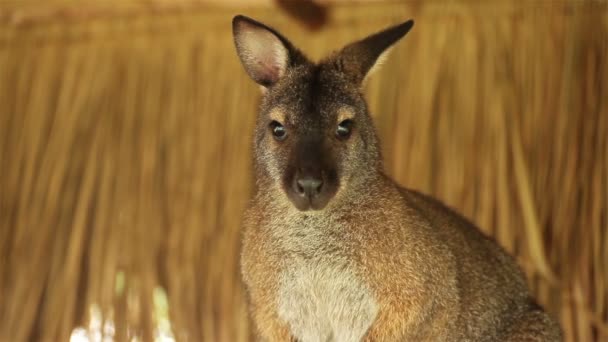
[336,120,353,140]
[270,121,287,141]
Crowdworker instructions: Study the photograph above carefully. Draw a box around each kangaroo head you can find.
[233,15,414,211]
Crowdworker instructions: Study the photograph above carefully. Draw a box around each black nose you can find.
[295,176,323,197]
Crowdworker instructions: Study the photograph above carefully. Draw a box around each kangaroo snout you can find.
[283,136,339,211]
[287,165,337,211]
[294,174,323,197]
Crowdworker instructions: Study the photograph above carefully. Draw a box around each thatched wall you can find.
[0,1,606,341]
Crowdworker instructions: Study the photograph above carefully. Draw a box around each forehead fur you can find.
[260,62,365,124]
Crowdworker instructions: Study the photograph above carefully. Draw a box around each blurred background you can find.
[0,0,606,341]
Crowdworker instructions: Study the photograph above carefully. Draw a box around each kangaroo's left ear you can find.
[325,20,414,85]
[232,15,309,88]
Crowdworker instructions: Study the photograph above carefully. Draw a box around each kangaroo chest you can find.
[273,218,378,342]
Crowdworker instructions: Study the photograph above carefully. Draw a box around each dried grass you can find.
[0,1,606,341]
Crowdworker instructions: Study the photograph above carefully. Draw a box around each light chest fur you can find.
[272,213,378,342]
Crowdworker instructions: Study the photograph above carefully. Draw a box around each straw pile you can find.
[0,1,606,341]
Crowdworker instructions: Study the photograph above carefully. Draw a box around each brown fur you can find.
[233,15,562,341]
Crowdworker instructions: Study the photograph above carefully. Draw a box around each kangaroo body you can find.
[233,15,561,341]
[242,176,558,341]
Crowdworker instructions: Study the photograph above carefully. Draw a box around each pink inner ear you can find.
[236,23,288,86]
[256,60,282,84]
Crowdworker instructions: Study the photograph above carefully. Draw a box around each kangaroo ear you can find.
[328,20,414,85]
[232,15,306,87]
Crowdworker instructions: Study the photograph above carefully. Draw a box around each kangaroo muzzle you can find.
[284,138,339,211]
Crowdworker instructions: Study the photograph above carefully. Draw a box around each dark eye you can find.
[336,119,353,140]
[270,121,287,141]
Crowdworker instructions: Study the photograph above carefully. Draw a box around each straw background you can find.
[0,1,606,341]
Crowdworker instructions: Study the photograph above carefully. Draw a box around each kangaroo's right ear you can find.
[232,15,307,88]
[328,19,414,86]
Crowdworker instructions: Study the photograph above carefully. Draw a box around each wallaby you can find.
[233,14,562,342]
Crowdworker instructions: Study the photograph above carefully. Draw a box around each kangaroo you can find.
[232,15,562,342]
